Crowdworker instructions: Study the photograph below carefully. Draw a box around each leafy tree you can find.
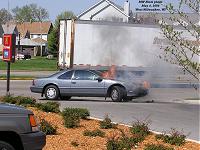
[159,0,200,80]
[0,8,13,25]
[54,11,77,28]
[12,3,49,22]
[48,11,76,56]
[47,29,58,56]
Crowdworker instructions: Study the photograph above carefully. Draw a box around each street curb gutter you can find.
[89,117,200,144]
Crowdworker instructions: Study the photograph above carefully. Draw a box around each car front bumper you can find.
[127,87,149,97]
[30,86,43,93]
[20,131,46,150]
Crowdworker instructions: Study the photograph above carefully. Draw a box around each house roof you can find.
[78,0,129,19]
[17,21,52,36]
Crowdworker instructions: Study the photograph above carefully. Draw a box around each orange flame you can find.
[102,65,116,79]
[143,81,150,89]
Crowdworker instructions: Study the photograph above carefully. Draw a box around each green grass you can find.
[0,75,35,80]
[0,56,58,71]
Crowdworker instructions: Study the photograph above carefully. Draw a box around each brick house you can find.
[1,21,53,56]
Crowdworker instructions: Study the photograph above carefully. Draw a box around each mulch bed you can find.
[29,107,200,150]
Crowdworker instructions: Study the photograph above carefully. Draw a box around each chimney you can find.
[124,0,130,16]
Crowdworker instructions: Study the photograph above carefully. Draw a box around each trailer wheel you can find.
[0,141,15,150]
[110,86,125,102]
[44,85,59,100]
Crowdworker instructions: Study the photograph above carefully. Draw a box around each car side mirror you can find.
[96,77,103,82]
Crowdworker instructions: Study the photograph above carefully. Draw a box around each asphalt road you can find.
[0,80,199,141]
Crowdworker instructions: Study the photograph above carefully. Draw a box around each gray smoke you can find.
[90,22,195,86]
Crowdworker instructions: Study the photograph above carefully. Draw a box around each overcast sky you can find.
[0,0,179,22]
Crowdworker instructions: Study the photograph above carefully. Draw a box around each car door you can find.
[71,70,105,96]
[57,70,74,95]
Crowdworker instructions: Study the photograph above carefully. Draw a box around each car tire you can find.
[0,141,15,150]
[60,96,71,100]
[110,86,125,102]
[44,85,59,100]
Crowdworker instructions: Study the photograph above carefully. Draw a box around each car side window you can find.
[58,71,73,80]
[74,70,98,80]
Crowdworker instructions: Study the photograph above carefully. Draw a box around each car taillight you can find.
[29,114,39,132]
[32,80,35,86]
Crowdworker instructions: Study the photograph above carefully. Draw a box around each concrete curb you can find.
[89,117,200,144]
[183,100,200,105]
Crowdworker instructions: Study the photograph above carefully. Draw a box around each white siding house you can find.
[78,0,131,22]
[30,34,48,41]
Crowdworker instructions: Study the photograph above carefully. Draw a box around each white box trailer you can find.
[58,20,194,70]
[58,20,165,69]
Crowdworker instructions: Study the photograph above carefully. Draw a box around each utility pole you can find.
[17,32,20,59]
[40,9,43,56]
[6,0,10,96]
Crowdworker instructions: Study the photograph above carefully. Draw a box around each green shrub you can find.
[36,102,60,113]
[61,108,90,128]
[71,141,79,147]
[117,137,137,150]
[1,95,36,106]
[144,144,174,150]
[40,119,57,135]
[130,121,150,137]
[1,95,17,104]
[76,108,90,119]
[83,129,105,137]
[155,129,186,146]
[62,108,81,128]
[106,137,120,150]
[62,108,90,119]
[15,96,36,106]
[106,137,136,150]
[64,114,80,128]
[106,130,138,150]
[100,115,117,129]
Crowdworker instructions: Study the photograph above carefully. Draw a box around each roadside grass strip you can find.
[0,56,58,71]
[0,75,35,80]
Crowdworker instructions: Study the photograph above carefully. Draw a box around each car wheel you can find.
[44,85,59,100]
[0,141,15,150]
[60,96,71,100]
[110,86,125,102]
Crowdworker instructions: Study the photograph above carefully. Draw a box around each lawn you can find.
[0,57,58,71]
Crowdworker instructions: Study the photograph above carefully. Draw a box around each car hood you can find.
[0,103,32,114]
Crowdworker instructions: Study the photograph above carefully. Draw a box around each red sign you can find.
[3,34,16,62]
[3,35,11,46]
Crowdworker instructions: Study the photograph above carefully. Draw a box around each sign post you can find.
[2,34,16,95]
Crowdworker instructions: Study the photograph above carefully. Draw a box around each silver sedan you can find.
[30,69,148,102]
